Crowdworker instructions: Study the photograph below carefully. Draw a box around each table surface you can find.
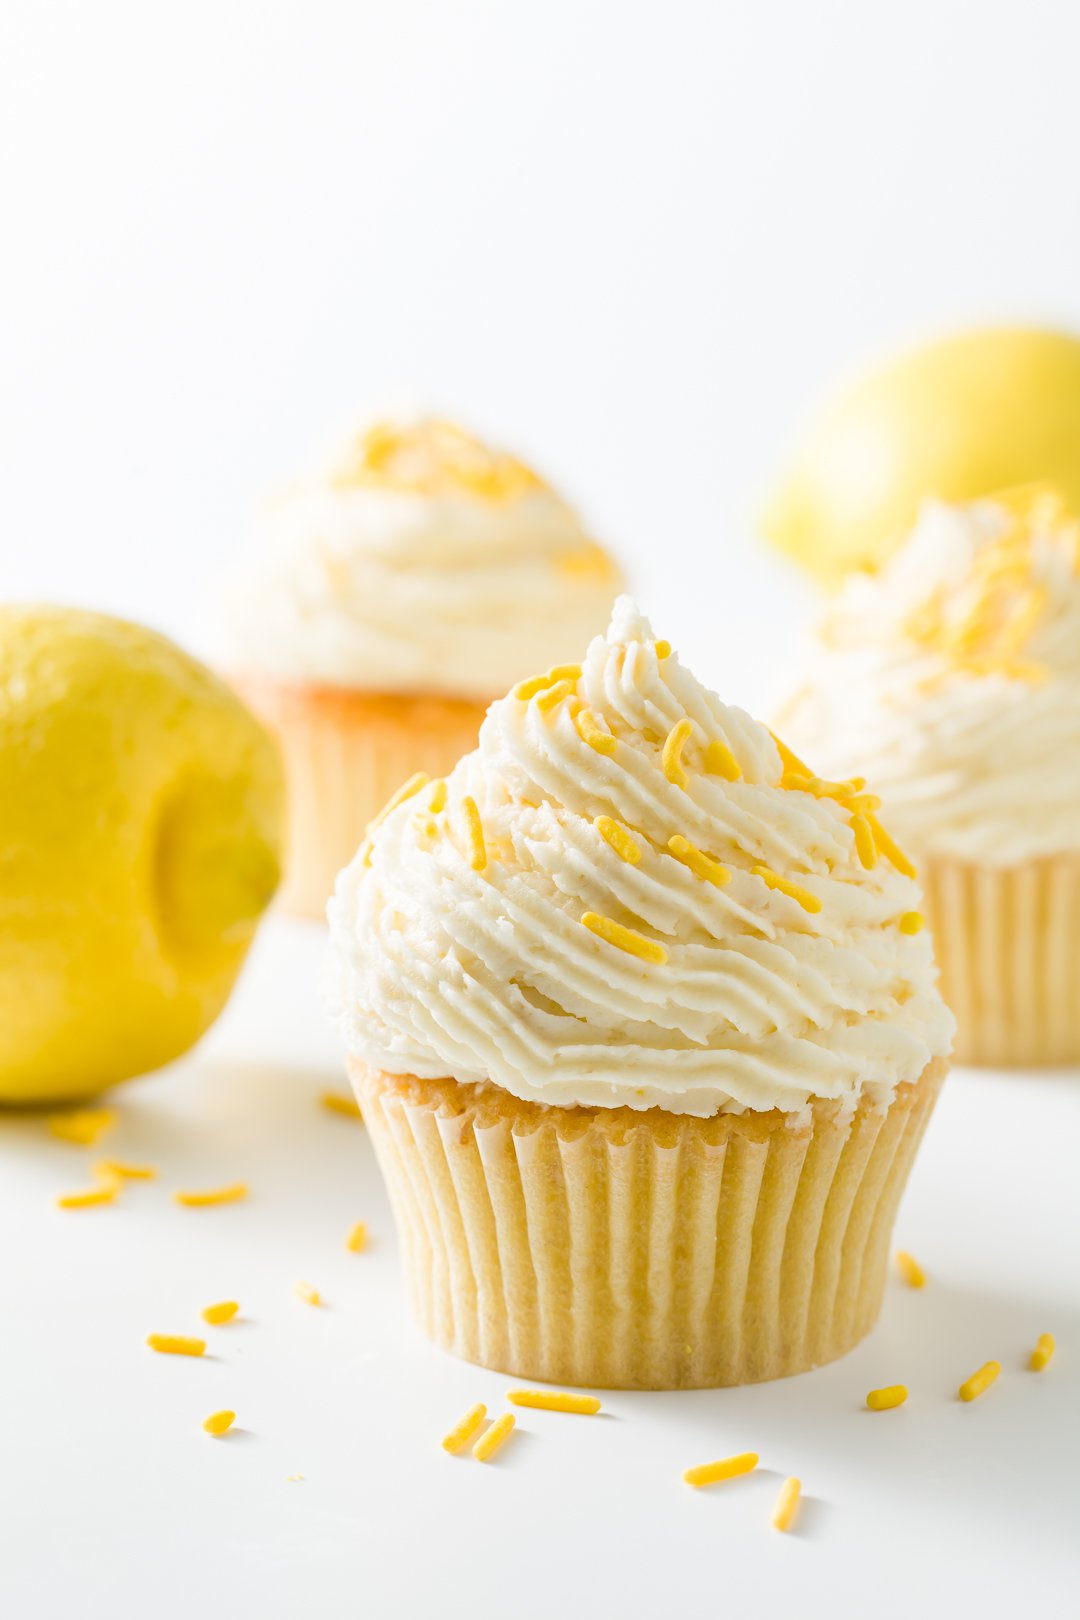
[2,915,1077,1619]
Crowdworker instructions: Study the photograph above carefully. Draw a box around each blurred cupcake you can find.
[329,598,952,1389]
[777,487,1080,1065]
[227,417,623,916]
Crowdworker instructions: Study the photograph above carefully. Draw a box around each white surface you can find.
[1,918,1077,1619]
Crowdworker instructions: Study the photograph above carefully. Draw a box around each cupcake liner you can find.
[232,677,488,918]
[920,853,1080,1066]
[351,1057,946,1390]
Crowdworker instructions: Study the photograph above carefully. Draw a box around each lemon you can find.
[762,327,1080,581]
[0,607,285,1104]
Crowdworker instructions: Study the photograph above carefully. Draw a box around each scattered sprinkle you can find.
[654,639,671,659]
[428,779,447,813]
[93,1159,156,1180]
[1030,1333,1055,1372]
[175,1183,249,1208]
[473,1412,516,1462]
[752,864,822,914]
[595,815,641,864]
[683,1451,758,1489]
[581,911,668,964]
[201,1300,240,1326]
[56,1181,119,1210]
[441,1402,487,1454]
[507,1389,601,1415]
[320,1091,362,1120]
[895,1249,926,1289]
[899,911,925,935]
[286,1474,305,1484]
[48,1108,115,1147]
[203,1409,235,1436]
[662,718,695,789]
[959,1360,1001,1402]
[294,1280,321,1307]
[146,1334,206,1357]
[346,1221,368,1254]
[668,834,730,887]
[704,739,743,781]
[866,1384,908,1411]
[460,795,487,872]
[851,813,878,869]
[772,1476,801,1531]
[867,814,917,879]
[574,707,617,756]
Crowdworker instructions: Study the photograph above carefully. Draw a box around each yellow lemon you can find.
[0,607,284,1104]
[762,326,1080,581]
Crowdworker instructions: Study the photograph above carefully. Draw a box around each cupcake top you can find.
[329,598,953,1119]
[776,489,1080,864]
[225,417,623,700]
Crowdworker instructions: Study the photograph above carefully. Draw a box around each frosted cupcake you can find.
[227,417,623,916]
[777,488,1080,1065]
[329,599,952,1389]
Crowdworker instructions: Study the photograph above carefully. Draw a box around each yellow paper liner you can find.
[232,677,487,918]
[350,1057,946,1390]
[920,853,1080,1066]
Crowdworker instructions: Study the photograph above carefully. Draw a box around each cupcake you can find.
[776,487,1080,1066]
[328,598,953,1389]
[226,417,623,917]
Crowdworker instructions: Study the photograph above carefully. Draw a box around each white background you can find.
[1,3,1079,1616]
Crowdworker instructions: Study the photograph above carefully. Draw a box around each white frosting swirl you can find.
[329,598,953,1118]
[224,418,623,699]
[777,496,1080,865]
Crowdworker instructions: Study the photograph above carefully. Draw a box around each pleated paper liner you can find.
[232,676,488,919]
[920,853,1080,1066]
[351,1056,947,1390]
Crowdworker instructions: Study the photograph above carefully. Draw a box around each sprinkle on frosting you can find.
[662,718,695,789]
[329,598,953,1118]
[535,677,576,714]
[460,796,487,872]
[866,815,917,879]
[704,739,742,781]
[899,911,924,935]
[428,779,447,814]
[851,814,877,870]
[959,1360,1001,1402]
[1030,1333,1055,1371]
[654,640,671,659]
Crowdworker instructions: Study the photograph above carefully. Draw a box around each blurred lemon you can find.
[0,607,284,1104]
[762,327,1080,580]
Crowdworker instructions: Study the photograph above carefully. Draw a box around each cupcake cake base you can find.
[351,1056,946,1390]
[233,678,487,919]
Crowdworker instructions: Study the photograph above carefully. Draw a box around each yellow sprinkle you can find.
[473,1412,516,1462]
[535,678,576,713]
[320,1090,362,1120]
[512,672,554,700]
[295,1280,321,1307]
[56,1181,119,1210]
[704,738,742,781]
[770,732,812,780]
[441,1402,487,1454]
[146,1334,205,1357]
[369,772,429,832]
[546,662,582,682]
[201,1300,240,1326]
[683,1451,758,1489]
[594,815,641,864]
[851,814,878,870]
[174,1183,249,1208]
[507,1389,602,1415]
[581,911,668,964]
[752,864,822,914]
[772,1476,801,1531]
[959,1360,1001,1402]
[48,1108,115,1147]
[574,707,617,755]
[668,834,730,887]
[1030,1333,1055,1372]
[867,814,917,879]
[203,1409,235,1437]
[866,1384,908,1411]
[286,1474,305,1483]
[346,1221,368,1254]
[428,779,447,813]
[654,639,671,659]
[895,1249,926,1288]
[93,1159,156,1181]
[460,795,487,872]
[662,718,694,789]
[899,911,924,935]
